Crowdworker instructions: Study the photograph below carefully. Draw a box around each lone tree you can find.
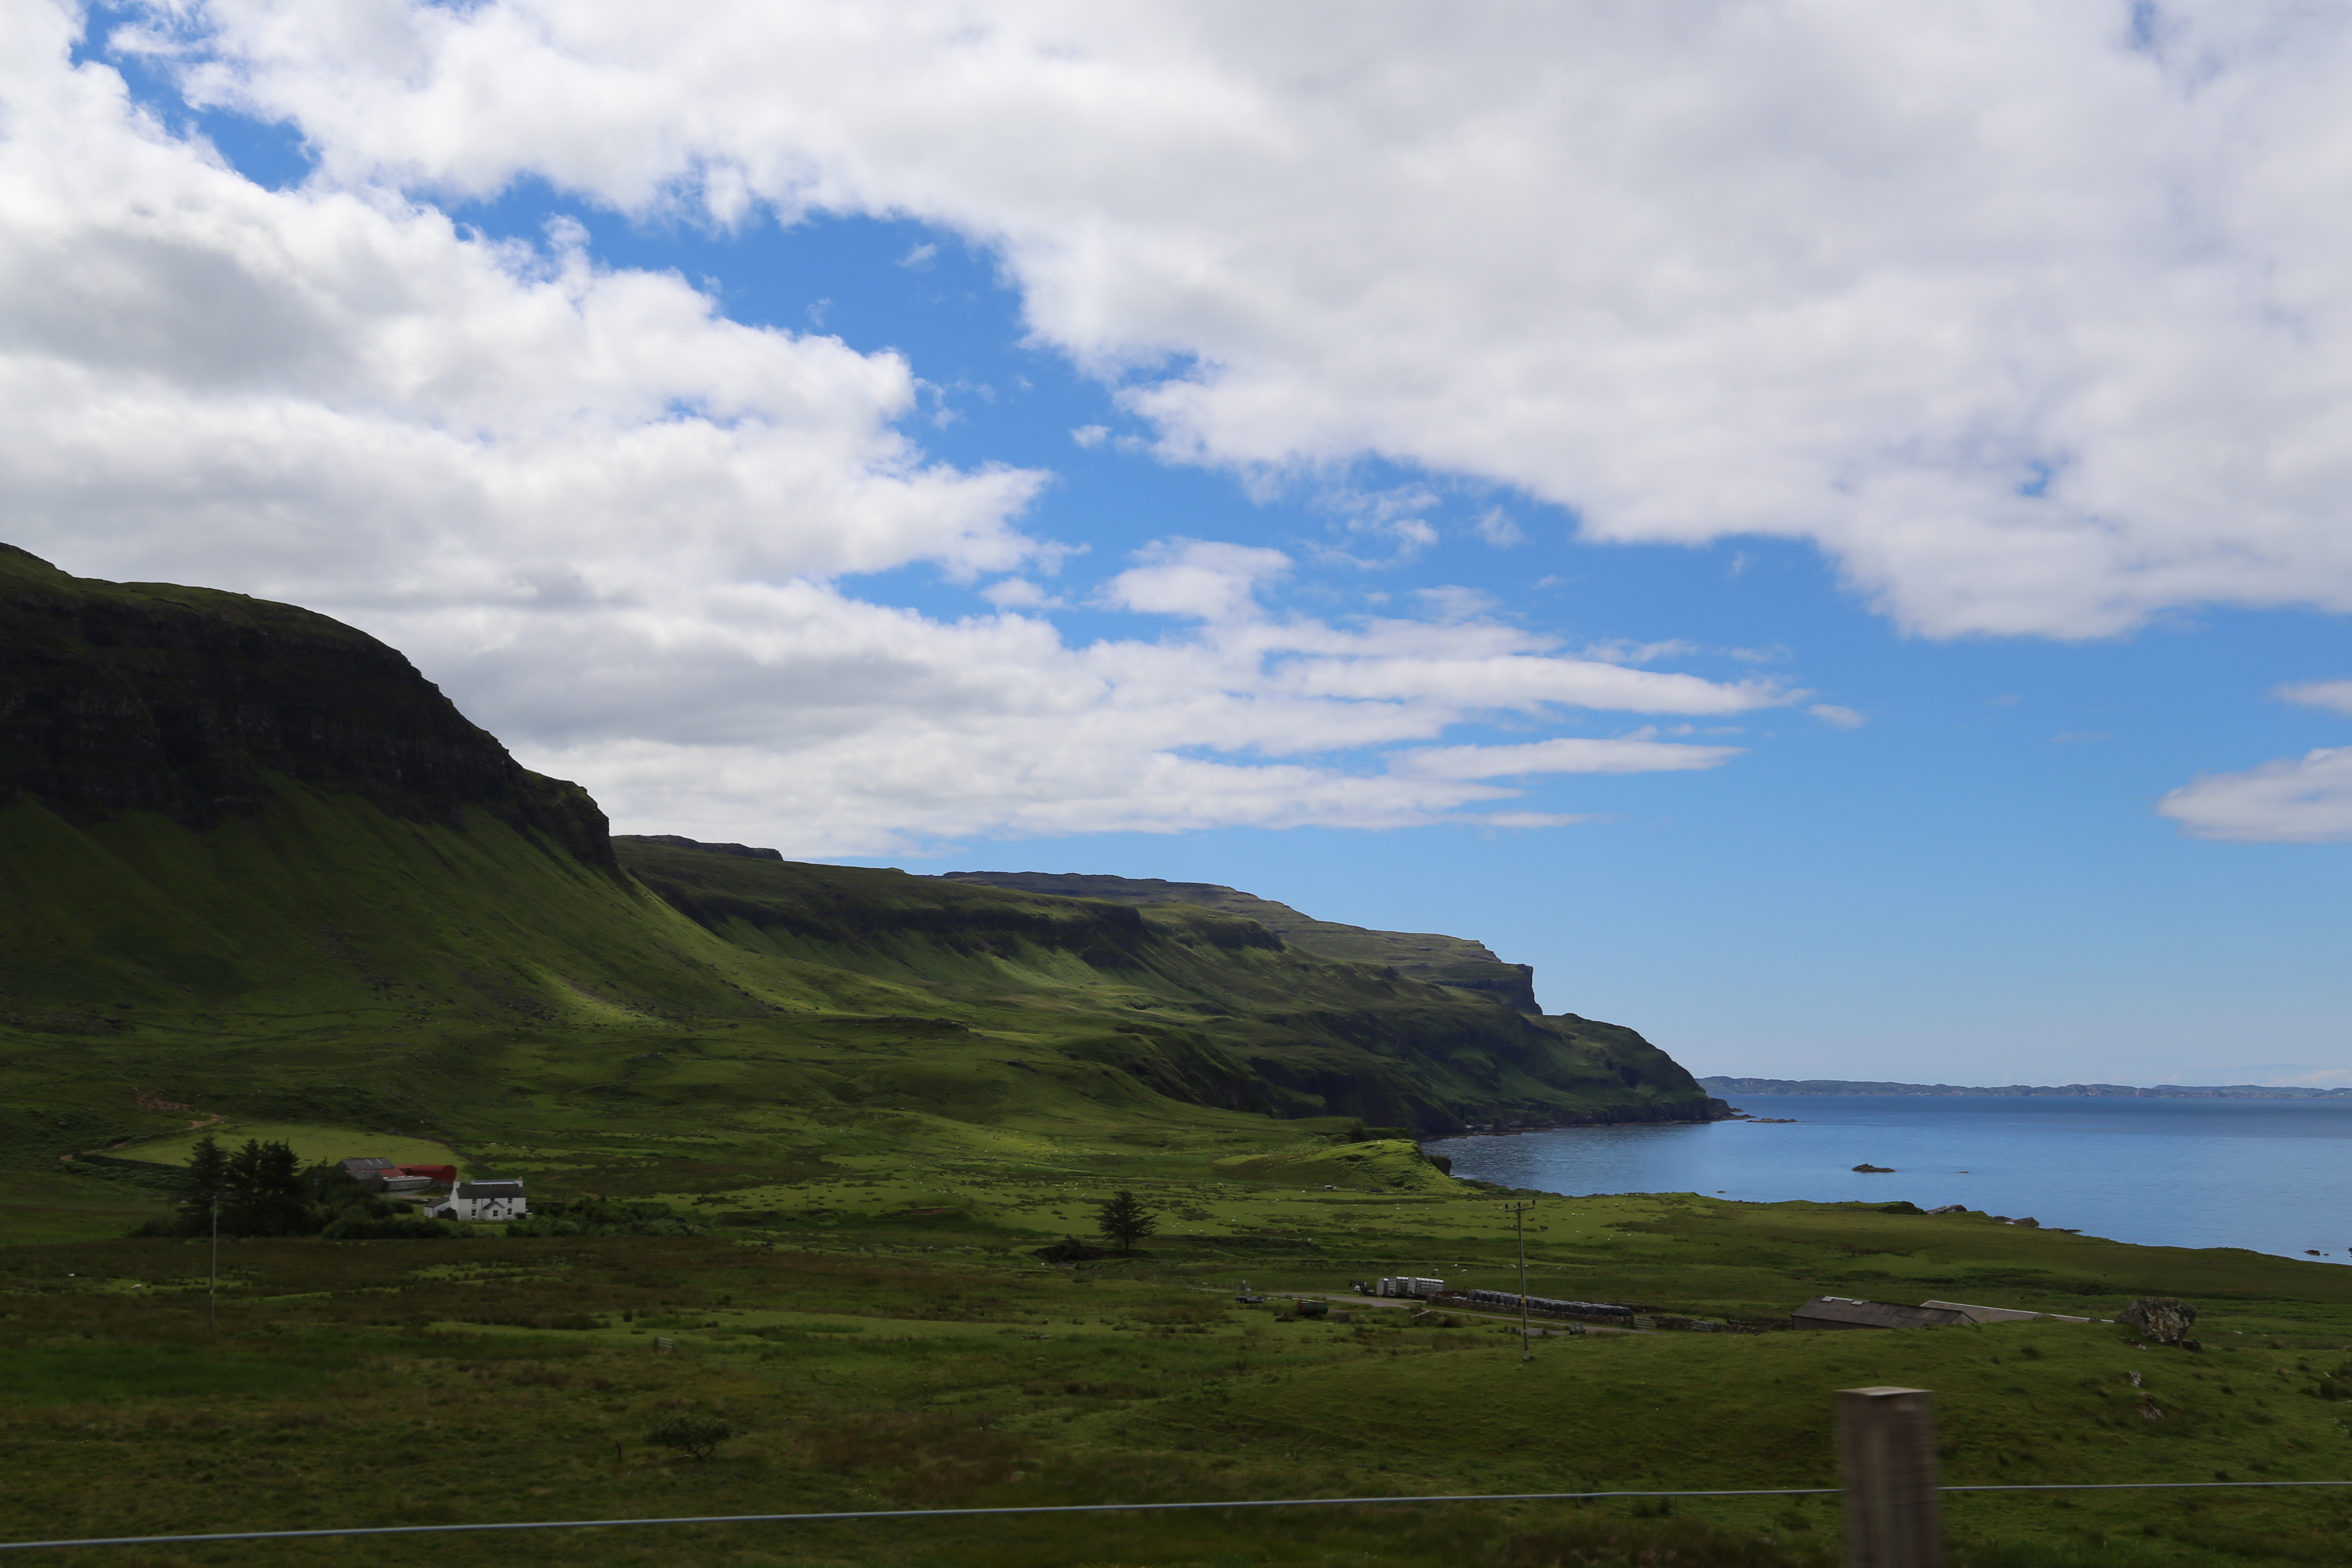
[646,1414,738,1461]
[1093,1189,1158,1254]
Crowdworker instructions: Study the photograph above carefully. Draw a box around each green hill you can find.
[0,544,1715,1226]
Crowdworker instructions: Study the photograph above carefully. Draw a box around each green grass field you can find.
[3,1166,2349,1566]
[111,1122,466,1171]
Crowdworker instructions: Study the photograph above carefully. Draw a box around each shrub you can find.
[506,1199,702,1237]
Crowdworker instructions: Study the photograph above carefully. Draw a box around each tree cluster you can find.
[129,1134,453,1240]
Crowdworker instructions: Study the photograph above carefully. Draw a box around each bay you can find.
[1426,1094,2351,1265]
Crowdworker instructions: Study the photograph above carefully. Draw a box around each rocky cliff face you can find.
[0,544,612,872]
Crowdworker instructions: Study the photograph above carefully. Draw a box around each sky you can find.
[4,0,2348,1087]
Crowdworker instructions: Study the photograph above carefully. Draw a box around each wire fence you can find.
[5,1479,2350,1553]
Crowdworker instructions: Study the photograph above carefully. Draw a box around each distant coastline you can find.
[1701,1075,2352,1100]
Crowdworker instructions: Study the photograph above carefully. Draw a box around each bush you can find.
[646,1415,737,1461]
[321,1214,456,1240]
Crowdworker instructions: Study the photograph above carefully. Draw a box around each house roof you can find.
[1793,1296,1969,1330]
[455,1181,524,1199]
[339,1157,394,1173]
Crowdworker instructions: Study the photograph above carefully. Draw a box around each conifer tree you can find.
[175,1133,227,1231]
[1093,1189,1158,1253]
[220,1139,308,1235]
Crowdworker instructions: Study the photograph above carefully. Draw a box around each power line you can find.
[5,1480,2349,1552]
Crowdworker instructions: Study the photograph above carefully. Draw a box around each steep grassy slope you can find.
[942,869,1544,1012]
[618,838,1715,1133]
[1,548,1714,1226]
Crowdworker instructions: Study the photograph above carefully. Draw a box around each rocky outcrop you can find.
[0,544,613,873]
[2121,1296,2199,1345]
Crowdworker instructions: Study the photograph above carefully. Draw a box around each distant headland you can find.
[1702,1076,2352,1100]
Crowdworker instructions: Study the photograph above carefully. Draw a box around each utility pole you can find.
[1500,1200,1536,1360]
[208,1191,218,1332]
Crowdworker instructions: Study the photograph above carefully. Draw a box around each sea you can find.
[1425,1095,2352,1265]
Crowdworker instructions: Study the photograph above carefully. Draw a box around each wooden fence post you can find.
[1839,1386,1944,1568]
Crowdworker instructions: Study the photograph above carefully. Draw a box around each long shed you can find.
[1791,1295,1969,1331]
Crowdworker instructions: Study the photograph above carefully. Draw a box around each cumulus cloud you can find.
[1809,704,1865,729]
[0,3,1043,613]
[139,0,2352,639]
[2159,748,2352,844]
[0,6,1789,853]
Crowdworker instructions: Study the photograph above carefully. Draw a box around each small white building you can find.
[429,1179,529,1222]
[1375,1276,1445,1298]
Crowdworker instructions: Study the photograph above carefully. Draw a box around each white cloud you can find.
[1479,811,1604,830]
[1472,508,1525,548]
[1069,423,1108,447]
[0,10,1791,854]
[980,576,1057,609]
[141,0,2352,639]
[1313,482,1440,564]
[2158,747,2352,843]
[2276,680,2352,716]
[0,3,1044,618]
[476,579,1770,855]
[1102,539,1290,622]
[1413,585,1497,622]
[1393,735,1743,781]
[1583,639,1701,667]
[1809,704,1865,729]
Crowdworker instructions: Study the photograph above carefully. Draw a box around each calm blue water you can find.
[1427,1096,2352,1265]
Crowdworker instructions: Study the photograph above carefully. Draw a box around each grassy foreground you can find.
[4,1159,2350,1567]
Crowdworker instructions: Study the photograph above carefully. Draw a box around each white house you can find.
[429,1179,529,1222]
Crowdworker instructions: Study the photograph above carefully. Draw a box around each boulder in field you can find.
[2121,1296,2199,1345]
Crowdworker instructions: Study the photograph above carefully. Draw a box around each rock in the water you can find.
[1852,1163,1895,1173]
[2121,1295,2199,1345]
